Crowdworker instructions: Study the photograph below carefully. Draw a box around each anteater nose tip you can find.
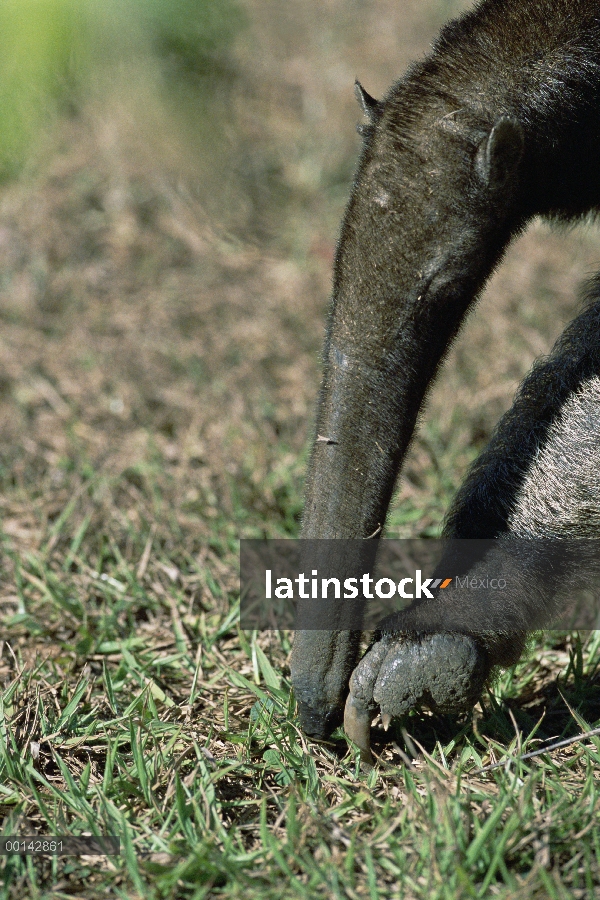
[295,699,342,740]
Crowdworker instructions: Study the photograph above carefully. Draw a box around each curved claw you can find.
[343,692,374,767]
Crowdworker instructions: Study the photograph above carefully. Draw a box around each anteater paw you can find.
[344,632,489,765]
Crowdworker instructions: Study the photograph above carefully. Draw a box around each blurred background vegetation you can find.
[0,0,245,179]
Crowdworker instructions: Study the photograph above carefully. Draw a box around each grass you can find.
[1,0,600,896]
[1,535,600,899]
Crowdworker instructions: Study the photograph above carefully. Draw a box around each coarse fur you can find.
[291,0,600,739]
[508,378,600,536]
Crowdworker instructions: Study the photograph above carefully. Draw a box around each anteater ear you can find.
[354,80,378,121]
[475,117,523,190]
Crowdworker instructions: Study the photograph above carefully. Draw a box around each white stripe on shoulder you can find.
[508,375,600,538]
